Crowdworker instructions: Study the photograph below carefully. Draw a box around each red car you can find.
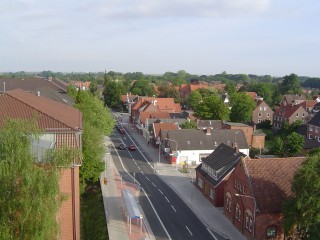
[128,144,136,151]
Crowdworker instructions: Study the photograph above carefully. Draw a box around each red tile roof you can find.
[274,103,305,118]
[243,157,305,213]
[189,84,209,91]
[153,122,179,138]
[0,89,82,130]
[246,92,257,99]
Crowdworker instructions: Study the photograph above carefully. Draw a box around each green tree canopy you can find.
[188,91,202,109]
[129,79,156,97]
[0,119,75,239]
[230,93,256,123]
[103,81,123,109]
[270,132,304,157]
[157,84,180,102]
[73,90,115,191]
[281,73,302,94]
[283,153,320,239]
[181,119,197,129]
[194,95,230,120]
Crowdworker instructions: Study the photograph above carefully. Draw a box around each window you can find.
[274,115,276,120]
[245,212,253,232]
[198,178,203,188]
[302,113,305,117]
[235,204,241,221]
[267,113,270,117]
[296,113,299,117]
[209,188,215,199]
[258,113,262,117]
[316,127,318,133]
[258,119,261,123]
[266,226,277,238]
[259,107,262,110]
[309,126,313,131]
[264,107,267,111]
[226,197,232,212]
[309,134,312,139]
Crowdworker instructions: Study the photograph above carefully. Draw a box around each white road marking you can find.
[186,226,193,236]
[158,189,163,194]
[146,177,150,181]
[171,205,176,212]
[151,182,157,187]
[137,166,140,170]
[207,228,218,240]
[112,142,172,240]
[165,196,170,203]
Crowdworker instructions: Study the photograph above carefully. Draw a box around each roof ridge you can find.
[6,91,79,130]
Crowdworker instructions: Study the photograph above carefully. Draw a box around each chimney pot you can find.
[206,128,211,135]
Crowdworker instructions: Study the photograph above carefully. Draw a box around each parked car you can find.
[118,143,126,150]
[128,144,136,151]
[119,128,125,134]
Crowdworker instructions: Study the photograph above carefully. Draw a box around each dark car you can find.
[119,128,125,134]
[128,144,136,151]
[118,143,126,150]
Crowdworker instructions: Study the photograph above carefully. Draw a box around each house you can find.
[306,111,320,142]
[178,83,209,103]
[70,81,91,90]
[164,129,249,166]
[300,99,318,114]
[152,122,179,145]
[0,89,82,240]
[280,94,307,109]
[130,97,181,123]
[224,157,305,240]
[223,122,266,149]
[273,103,308,130]
[252,100,274,125]
[195,143,247,207]
[120,93,139,114]
[197,120,223,130]
[0,77,74,106]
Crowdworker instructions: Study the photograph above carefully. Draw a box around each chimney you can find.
[37,91,40,97]
[206,128,211,135]
[232,142,239,153]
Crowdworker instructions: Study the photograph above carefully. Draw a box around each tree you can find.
[103,81,123,109]
[281,73,302,94]
[270,132,304,157]
[73,90,115,191]
[129,79,156,97]
[157,84,180,102]
[194,95,230,120]
[0,119,74,239]
[230,93,256,123]
[225,81,237,96]
[188,91,202,109]
[181,119,197,129]
[283,153,320,239]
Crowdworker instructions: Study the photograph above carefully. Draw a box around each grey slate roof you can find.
[196,143,246,187]
[153,118,187,125]
[307,111,320,127]
[166,129,249,151]
[0,77,73,106]
[169,111,190,119]
[197,120,223,130]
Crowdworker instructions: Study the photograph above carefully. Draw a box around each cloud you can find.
[92,0,271,19]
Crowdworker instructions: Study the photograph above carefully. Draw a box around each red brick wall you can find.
[59,169,73,240]
[255,213,284,240]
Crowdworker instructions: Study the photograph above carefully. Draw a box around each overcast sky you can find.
[1,0,319,77]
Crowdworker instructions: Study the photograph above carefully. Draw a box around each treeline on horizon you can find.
[1,70,320,88]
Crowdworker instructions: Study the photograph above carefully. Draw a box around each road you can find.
[108,118,227,240]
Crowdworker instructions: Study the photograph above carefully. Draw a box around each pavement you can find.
[101,113,246,240]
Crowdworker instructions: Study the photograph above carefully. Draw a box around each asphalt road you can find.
[109,127,226,240]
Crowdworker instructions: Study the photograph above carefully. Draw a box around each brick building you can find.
[224,157,305,240]
[0,89,82,240]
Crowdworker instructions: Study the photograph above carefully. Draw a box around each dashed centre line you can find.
[185,226,193,236]
[151,182,157,187]
[165,196,170,203]
[158,189,163,194]
[145,177,150,181]
[171,205,176,212]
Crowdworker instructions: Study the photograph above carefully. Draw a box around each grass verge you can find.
[81,183,108,240]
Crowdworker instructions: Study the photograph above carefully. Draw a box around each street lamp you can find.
[235,193,257,239]
[165,138,178,169]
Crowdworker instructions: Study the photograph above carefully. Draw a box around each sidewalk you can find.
[126,122,246,240]
[101,139,154,240]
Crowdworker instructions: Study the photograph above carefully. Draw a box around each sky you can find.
[1,0,320,77]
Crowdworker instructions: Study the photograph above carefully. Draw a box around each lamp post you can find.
[235,193,257,239]
[165,138,178,170]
